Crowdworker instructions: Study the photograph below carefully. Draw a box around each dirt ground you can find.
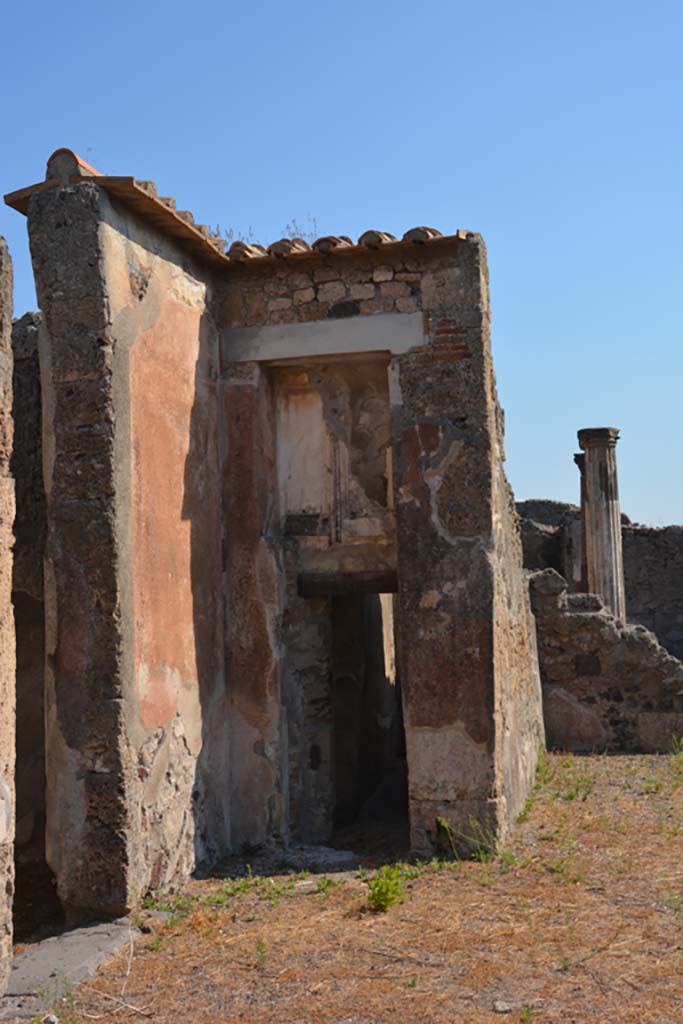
[35,751,683,1023]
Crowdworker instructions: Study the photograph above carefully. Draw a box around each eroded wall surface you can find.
[11,313,46,867]
[622,525,683,662]
[385,239,543,852]
[0,239,16,993]
[222,362,285,849]
[530,569,683,752]
[28,183,226,914]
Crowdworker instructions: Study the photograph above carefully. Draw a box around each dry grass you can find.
[39,752,683,1023]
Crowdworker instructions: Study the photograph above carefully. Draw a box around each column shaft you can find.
[578,428,626,621]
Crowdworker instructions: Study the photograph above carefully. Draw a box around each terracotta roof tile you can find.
[267,238,311,256]
[402,226,443,243]
[357,230,398,247]
[5,150,473,271]
[311,235,354,254]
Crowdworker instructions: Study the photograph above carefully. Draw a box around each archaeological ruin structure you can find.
[1,148,681,994]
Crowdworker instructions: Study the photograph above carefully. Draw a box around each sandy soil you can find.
[32,751,683,1023]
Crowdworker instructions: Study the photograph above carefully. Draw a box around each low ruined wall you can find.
[518,501,683,661]
[28,183,227,914]
[530,569,683,752]
[0,239,16,994]
[11,313,46,865]
[622,525,683,662]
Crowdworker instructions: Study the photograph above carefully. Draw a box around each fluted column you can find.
[572,452,588,592]
[577,427,626,621]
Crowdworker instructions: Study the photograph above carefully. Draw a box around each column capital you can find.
[578,427,620,450]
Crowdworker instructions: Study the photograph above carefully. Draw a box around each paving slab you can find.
[0,918,138,1021]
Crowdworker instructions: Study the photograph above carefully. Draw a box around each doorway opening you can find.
[329,592,408,859]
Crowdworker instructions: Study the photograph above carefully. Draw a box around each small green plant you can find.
[548,855,585,885]
[519,1004,534,1022]
[435,816,459,859]
[400,862,425,881]
[151,933,165,951]
[429,856,460,873]
[643,772,663,794]
[367,865,405,912]
[663,887,683,913]
[467,816,498,863]
[407,975,418,988]
[671,735,683,774]
[554,770,594,803]
[36,970,78,1024]
[498,848,518,873]
[314,875,336,899]
[535,745,554,786]
[517,745,554,823]
[256,939,267,970]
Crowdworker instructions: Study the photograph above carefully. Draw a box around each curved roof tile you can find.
[357,230,397,247]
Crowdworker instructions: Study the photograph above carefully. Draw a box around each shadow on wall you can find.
[180,309,231,872]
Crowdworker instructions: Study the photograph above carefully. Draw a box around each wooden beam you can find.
[297,570,398,597]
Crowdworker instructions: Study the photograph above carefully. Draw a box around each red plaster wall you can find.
[130,298,222,737]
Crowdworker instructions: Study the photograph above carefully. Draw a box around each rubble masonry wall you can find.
[0,239,16,993]
[517,501,683,661]
[221,235,544,854]
[530,569,683,752]
[11,313,46,868]
[27,183,227,915]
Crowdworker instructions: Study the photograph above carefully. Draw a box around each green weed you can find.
[314,875,336,899]
[367,865,405,912]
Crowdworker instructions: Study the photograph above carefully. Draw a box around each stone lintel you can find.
[221,311,425,364]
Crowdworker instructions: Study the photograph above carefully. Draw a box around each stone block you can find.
[317,281,346,304]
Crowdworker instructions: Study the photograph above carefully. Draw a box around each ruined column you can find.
[571,452,588,592]
[0,239,16,994]
[577,427,626,621]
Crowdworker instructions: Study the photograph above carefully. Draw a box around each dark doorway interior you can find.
[12,592,63,942]
[330,593,408,857]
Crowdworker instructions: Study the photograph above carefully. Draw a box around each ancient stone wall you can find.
[11,313,46,867]
[491,439,546,831]
[530,569,683,752]
[28,183,129,917]
[622,525,683,662]
[221,234,544,854]
[27,183,227,914]
[518,501,683,660]
[0,239,16,994]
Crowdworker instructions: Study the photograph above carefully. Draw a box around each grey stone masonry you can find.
[578,427,626,621]
[0,239,16,997]
[530,569,683,753]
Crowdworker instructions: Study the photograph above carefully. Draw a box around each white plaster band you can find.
[222,311,425,364]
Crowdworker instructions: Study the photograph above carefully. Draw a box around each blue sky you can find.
[1,1,681,524]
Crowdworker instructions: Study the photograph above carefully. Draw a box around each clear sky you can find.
[1,1,681,525]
